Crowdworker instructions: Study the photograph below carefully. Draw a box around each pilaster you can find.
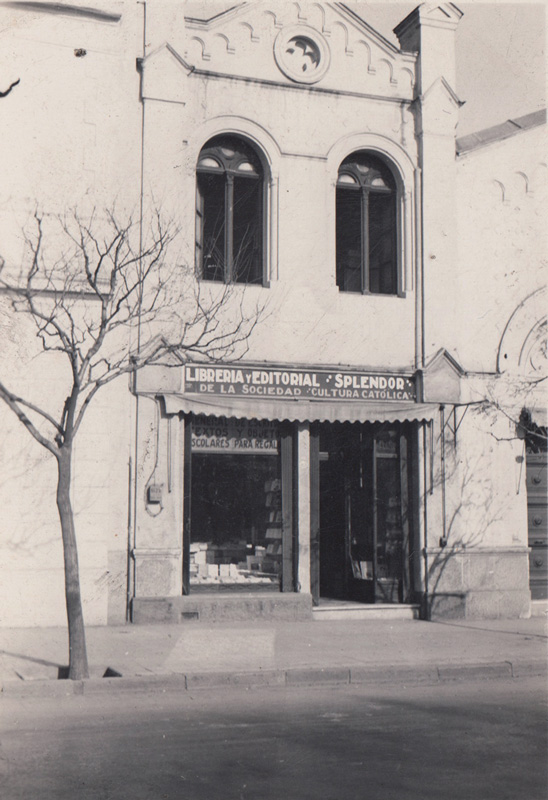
[395,4,464,363]
[297,422,311,594]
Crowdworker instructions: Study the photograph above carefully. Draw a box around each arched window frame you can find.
[336,151,401,296]
[196,135,268,286]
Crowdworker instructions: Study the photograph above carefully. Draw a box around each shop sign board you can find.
[184,364,416,402]
[192,415,279,454]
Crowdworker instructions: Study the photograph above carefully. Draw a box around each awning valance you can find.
[160,394,438,425]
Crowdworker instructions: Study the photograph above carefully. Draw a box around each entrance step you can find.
[132,593,314,624]
[313,602,420,621]
[531,599,548,617]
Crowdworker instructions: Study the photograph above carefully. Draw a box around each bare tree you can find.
[0,207,261,679]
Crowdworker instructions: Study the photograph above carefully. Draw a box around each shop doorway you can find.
[312,422,416,605]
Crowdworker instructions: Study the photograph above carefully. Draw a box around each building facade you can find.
[1,1,546,627]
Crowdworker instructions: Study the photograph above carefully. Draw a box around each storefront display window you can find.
[188,416,283,592]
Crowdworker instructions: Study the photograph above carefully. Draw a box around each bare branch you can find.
[1,204,264,449]
[0,380,58,456]
[11,396,63,435]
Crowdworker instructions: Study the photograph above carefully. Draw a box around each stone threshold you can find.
[313,603,420,620]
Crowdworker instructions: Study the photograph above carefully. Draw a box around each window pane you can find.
[336,188,362,292]
[233,176,263,285]
[198,156,222,169]
[198,172,226,281]
[368,192,397,294]
[337,173,358,185]
[237,161,258,174]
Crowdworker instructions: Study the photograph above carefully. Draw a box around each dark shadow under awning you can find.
[160,394,439,424]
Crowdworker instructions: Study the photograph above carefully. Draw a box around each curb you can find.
[2,659,546,698]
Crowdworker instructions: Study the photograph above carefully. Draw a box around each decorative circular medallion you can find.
[274,26,330,85]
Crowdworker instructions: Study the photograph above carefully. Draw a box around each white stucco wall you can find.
[455,125,547,375]
[0,3,140,626]
[0,296,132,627]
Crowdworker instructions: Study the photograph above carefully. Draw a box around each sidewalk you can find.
[1,615,547,696]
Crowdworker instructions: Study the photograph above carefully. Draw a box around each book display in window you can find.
[262,478,283,579]
[189,454,282,591]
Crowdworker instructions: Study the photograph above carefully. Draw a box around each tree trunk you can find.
[56,446,89,680]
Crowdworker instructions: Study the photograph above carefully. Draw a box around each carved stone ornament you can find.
[273,25,330,84]
[522,318,547,376]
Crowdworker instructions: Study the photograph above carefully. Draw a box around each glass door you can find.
[372,430,410,603]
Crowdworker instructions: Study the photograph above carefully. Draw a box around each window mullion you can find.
[362,188,369,294]
[226,174,234,283]
[196,180,204,276]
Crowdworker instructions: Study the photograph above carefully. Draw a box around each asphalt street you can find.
[1,677,546,800]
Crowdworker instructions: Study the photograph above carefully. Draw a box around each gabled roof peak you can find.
[179,1,417,99]
[425,348,466,376]
[186,2,404,56]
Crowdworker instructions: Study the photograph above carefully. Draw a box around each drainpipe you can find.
[439,405,447,548]
[422,421,430,619]
[414,166,425,370]
[127,0,148,621]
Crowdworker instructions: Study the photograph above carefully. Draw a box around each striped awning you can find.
[160,393,438,424]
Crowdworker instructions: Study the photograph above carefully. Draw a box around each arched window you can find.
[336,152,398,295]
[196,135,265,285]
